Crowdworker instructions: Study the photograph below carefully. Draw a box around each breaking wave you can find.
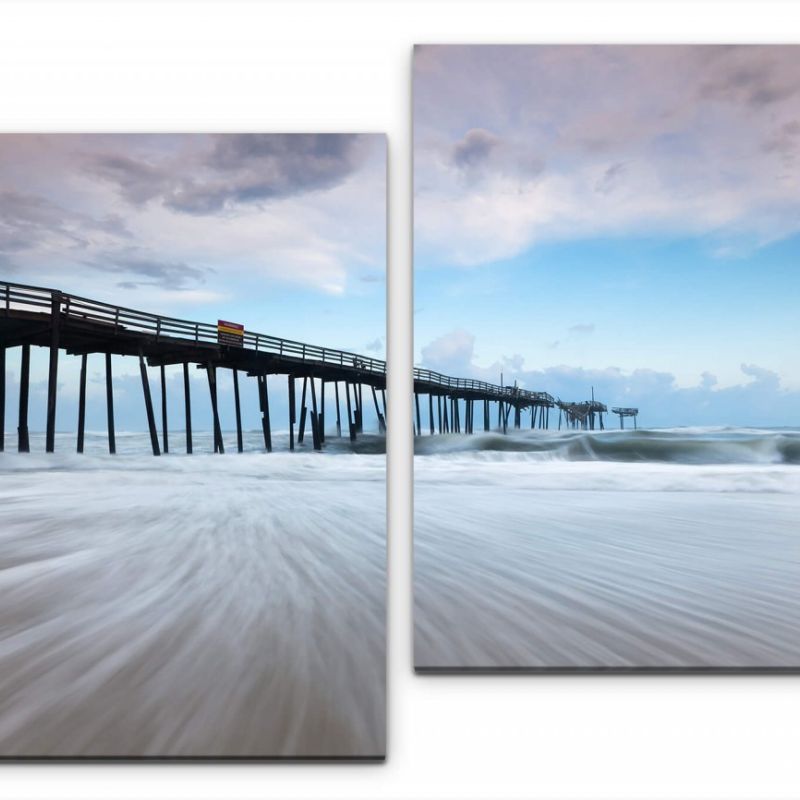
[414,427,800,465]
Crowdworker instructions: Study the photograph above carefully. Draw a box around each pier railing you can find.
[1,280,560,404]
[414,367,554,405]
[1,280,387,376]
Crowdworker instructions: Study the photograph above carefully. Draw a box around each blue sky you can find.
[0,134,386,434]
[414,45,800,427]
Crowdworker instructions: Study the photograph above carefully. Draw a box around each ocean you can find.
[414,427,800,670]
[0,431,386,757]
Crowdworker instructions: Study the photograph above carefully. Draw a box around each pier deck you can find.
[0,280,386,454]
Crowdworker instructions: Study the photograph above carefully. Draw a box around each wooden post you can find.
[206,364,224,453]
[484,399,489,432]
[106,353,116,454]
[372,385,386,433]
[288,375,295,450]
[160,364,169,454]
[183,362,192,454]
[258,374,272,452]
[438,395,443,434]
[310,376,321,450]
[414,393,421,437]
[18,343,30,453]
[334,381,342,437]
[45,290,61,452]
[139,352,161,456]
[0,347,4,452]
[320,380,326,443]
[345,382,356,442]
[357,383,364,433]
[352,383,360,435]
[428,394,434,435]
[233,368,243,453]
[442,395,449,433]
[297,376,308,443]
[77,353,87,453]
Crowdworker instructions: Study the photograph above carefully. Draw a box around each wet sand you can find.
[415,459,800,669]
[0,445,385,757]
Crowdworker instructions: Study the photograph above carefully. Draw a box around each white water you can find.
[415,429,800,669]
[0,432,385,757]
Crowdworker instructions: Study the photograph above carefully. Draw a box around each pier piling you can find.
[160,364,169,454]
[77,353,87,453]
[298,376,308,444]
[310,376,321,451]
[334,381,342,437]
[106,353,116,454]
[0,347,4,451]
[18,344,30,453]
[206,364,224,454]
[45,291,61,453]
[233,368,243,453]
[183,362,192,454]
[288,375,295,451]
[139,352,161,456]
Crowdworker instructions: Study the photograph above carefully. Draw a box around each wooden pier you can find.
[0,281,387,455]
[611,407,639,429]
[412,369,557,436]
[557,400,607,431]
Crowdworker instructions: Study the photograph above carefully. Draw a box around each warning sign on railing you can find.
[217,319,244,347]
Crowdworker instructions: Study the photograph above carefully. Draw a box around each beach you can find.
[0,432,386,757]
[415,428,800,669]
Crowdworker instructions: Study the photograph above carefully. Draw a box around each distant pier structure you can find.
[556,400,607,431]
[0,281,387,455]
[412,370,555,436]
[611,407,639,429]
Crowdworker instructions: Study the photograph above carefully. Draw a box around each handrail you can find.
[1,279,558,403]
[0,279,387,375]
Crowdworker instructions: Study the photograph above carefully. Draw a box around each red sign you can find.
[217,319,244,347]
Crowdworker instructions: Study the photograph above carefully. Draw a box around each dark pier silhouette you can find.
[612,407,639,429]
[412,369,557,436]
[411,374,637,437]
[0,281,387,455]
[556,399,608,431]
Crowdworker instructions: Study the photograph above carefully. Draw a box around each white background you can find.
[2,1,800,797]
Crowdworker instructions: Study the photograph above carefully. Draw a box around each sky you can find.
[0,133,386,434]
[414,45,800,427]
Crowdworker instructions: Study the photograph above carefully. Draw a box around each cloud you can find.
[420,329,475,373]
[594,162,627,195]
[699,55,799,109]
[0,133,385,303]
[762,120,800,168]
[740,362,781,389]
[417,332,797,427]
[86,134,370,215]
[365,337,384,352]
[568,323,595,336]
[0,190,128,256]
[452,129,500,169]
[85,254,210,291]
[414,45,800,267]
